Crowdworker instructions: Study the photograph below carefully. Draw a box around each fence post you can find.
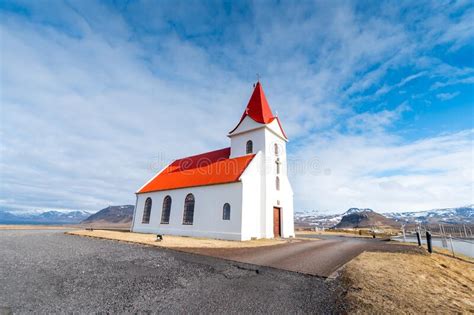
[449,234,455,257]
[426,231,432,253]
[416,231,422,246]
[402,224,406,242]
[440,224,447,248]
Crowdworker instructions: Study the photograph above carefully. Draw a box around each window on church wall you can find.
[276,161,280,174]
[274,143,279,156]
[223,203,231,220]
[182,193,195,225]
[276,176,280,191]
[161,195,172,224]
[246,140,253,154]
[142,197,152,224]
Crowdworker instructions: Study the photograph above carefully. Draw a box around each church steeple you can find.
[229,82,287,140]
[241,82,275,124]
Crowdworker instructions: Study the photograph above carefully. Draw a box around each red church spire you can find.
[229,82,287,139]
[241,82,274,124]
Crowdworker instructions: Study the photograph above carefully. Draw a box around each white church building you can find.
[131,82,295,241]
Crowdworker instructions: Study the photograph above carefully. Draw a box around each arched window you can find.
[142,197,152,224]
[246,140,253,154]
[223,203,231,220]
[276,176,280,191]
[182,193,195,225]
[274,143,279,155]
[161,195,172,224]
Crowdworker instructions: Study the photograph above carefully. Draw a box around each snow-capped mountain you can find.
[345,208,374,215]
[295,205,473,228]
[295,208,376,228]
[0,209,94,224]
[384,205,474,224]
[294,210,342,228]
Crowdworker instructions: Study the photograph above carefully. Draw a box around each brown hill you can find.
[81,205,134,227]
[335,208,400,229]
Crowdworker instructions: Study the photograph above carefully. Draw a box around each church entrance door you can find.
[273,207,281,238]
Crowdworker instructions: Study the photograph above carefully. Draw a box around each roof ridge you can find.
[173,147,230,162]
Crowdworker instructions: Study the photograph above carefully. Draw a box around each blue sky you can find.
[1,0,473,214]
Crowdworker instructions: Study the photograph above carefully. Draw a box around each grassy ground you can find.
[67,229,289,248]
[340,251,474,314]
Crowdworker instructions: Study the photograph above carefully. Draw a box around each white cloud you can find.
[345,103,410,134]
[436,91,461,101]
[291,130,473,213]
[0,1,473,214]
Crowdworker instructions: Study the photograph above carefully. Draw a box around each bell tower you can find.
[228,82,288,158]
[228,82,293,238]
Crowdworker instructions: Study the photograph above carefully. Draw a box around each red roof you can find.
[229,82,288,139]
[138,148,255,193]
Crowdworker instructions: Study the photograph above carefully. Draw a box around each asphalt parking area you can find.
[0,230,344,314]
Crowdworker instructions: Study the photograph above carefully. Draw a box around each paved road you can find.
[0,230,344,314]
[182,235,421,277]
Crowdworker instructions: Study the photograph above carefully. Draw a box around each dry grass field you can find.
[390,240,474,263]
[67,229,290,248]
[340,251,474,314]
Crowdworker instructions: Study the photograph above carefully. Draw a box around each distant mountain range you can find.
[295,208,397,229]
[385,205,473,225]
[3,204,472,228]
[295,205,474,228]
[0,205,136,226]
[0,209,93,225]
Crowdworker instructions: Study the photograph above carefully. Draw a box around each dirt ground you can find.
[340,251,474,314]
[67,229,289,248]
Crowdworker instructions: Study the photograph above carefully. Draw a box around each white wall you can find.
[240,152,263,240]
[132,182,244,240]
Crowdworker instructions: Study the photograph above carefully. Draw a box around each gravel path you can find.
[0,230,344,314]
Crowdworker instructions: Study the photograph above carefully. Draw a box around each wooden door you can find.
[273,207,281,238]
